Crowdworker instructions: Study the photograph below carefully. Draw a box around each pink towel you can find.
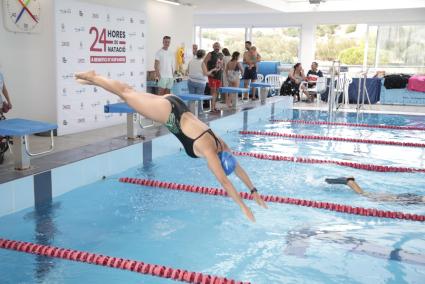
[407,75,425,92]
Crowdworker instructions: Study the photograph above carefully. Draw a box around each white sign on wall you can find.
[54,0,146,135]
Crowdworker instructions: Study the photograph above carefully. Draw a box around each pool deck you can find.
[1,98,425,184]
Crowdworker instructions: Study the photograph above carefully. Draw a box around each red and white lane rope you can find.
[239,130,425,148]
[0,238,249,284]
[119,178,425,222]
[270,119,425,131]
[232,151,425,173]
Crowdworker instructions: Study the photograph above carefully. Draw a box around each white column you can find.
[300,23,315,68]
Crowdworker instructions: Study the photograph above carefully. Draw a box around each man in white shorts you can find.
[154,36,175,95]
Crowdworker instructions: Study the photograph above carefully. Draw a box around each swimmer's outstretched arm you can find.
[219,142,267,208]
[204,150,256,222]
[234,164,268,209]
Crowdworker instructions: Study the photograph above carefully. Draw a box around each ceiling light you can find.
[156,0,180,6]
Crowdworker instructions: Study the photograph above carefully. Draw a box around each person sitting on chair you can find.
[325,177,425,204]
[288,63,310,102]
[306,62,323,88]
[75,70,268,222]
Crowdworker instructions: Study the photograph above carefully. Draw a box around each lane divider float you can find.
[119,177,425,222]
[0,238,249,284]
[232,151,425,173]
[239,130,425,148]
[270,119,425,132]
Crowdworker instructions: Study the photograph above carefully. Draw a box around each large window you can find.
[375,25,425,73]
[199,28,245,54]
[315,24,368,68]
[314,24,425,73]
[251,27,301,63]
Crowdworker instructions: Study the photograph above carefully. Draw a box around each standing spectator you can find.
[192,44,198,57]
[221,48,232,87]
[154,36,175,96]
[242,41,261,100]
[0,71,12,116]
[221,48,232,104]
[187,49,219,114]
[225,51,244,108]
[204,42,223,112]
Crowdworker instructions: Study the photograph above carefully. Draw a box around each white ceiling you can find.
[182,0,425,13]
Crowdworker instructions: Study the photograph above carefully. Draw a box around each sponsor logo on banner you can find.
[61,41,70,47]
[74,27,85,32]
[61,23,66,32]
[75,88,86,94]
[62,73,73,80]
[59,8,71,14]
[62,104,71,110]
[79,10,84,17]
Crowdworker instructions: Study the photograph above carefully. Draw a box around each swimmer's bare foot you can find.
[75,71,96,85]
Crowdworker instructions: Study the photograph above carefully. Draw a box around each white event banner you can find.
[54,0,146,135]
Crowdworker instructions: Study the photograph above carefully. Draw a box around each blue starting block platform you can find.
[218,87,249,108]
[0,118,57,170]
[250,82,272,103]
[177,94,212,116]
[104,102,153,139]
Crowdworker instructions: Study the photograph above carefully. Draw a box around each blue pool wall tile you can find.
[0,176,34,217]
[52,143,143,198]
[151,134,182,159]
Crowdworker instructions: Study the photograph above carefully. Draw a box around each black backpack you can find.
[280,78,298,96]
[384,74,411,89]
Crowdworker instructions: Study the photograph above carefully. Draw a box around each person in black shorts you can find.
[325,177,424,204]
[75,70,268,222]
[243,41,261,100]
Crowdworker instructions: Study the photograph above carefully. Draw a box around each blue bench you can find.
[0,118,57,170]
[218,87,250,108]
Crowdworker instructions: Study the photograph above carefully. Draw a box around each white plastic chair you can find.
[335,75,352,105]
[265,74,283,96]
[257,74,264,82]
[303,77,327,105]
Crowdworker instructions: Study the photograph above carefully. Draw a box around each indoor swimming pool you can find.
[0,107,424,284]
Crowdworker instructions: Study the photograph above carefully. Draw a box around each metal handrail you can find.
[24,130,55,157]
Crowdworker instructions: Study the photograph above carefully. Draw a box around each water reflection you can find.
[24,202,60,283]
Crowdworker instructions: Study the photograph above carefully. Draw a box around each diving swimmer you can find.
[75,70,268,222]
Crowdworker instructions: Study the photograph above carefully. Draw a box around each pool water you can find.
[0,109,424,284]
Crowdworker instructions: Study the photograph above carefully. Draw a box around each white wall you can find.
[194,8,425,67]
[0,0,55,122]
[0,0,193,123]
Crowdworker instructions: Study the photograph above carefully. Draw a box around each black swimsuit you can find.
[164,96,221,158]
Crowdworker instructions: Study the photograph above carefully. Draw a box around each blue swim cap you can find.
[218,151,237,175]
